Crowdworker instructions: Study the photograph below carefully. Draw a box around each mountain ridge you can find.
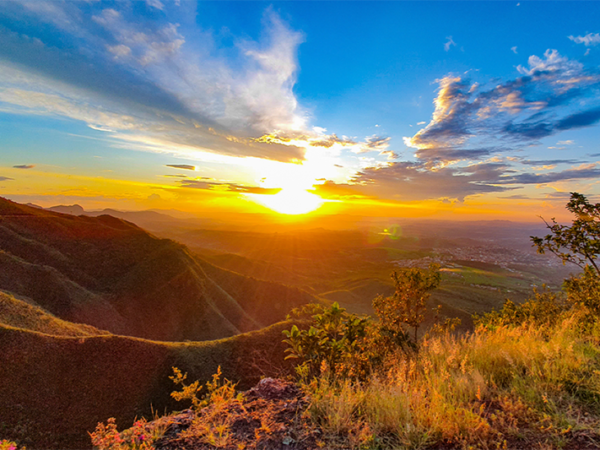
[0,197,316,341]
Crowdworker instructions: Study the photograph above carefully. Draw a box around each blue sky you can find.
[1,1,600,219]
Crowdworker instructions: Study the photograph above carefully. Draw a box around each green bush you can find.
[475,287,569,329]
[282,302,377,380]
[564,265,600,321]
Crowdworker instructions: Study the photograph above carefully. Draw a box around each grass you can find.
[0,314,297,450]
[304,314,600,449]
[0,290,109,337]
[94,309,600,450]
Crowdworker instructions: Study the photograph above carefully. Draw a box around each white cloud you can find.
[146,0,165,11]
[569,33,600,47]
[0,5,311,163]
[444,36,456,52]
[517,49,583,79]
[511,46,518,54]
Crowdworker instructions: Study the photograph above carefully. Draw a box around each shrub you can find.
[89,417,165,450]
[282,302,375,380]
[475,286,569,329]
[531,192,600,275]
[0,440,21,450]
[564,265,600,321]
[373,263,441,349]
[170,366,238,412]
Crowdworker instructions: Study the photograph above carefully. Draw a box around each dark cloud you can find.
[414,147,494,164]
[0,177,14,181]
[364,135,391,151]
[335,162,512,202]
[501,194,529,200]
[166,164,196,171]
[497,164,600,185]
[332,159,600,203]
[519,159,580,166]
[13,164,35,169]
[179,179,281,195]
[544,191,574,199]
[556,108,600,130]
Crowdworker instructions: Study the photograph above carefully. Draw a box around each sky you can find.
[1,0,600,221]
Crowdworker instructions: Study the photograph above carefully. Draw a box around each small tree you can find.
[531,192,600,276]
[373,263,441,348]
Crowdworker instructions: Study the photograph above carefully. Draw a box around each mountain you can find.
[47,204,86,215]
[0,291,295,449]
[0,290,109,337]
[42,203,216,233]
[0,197,316,341]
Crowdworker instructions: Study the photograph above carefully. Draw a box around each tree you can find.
[531,192,600,276]
[373,263,441,347]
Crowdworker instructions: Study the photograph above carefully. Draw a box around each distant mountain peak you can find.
[47,204,86,215]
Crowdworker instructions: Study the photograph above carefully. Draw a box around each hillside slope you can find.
[0,290,109,337]
[0,197,315,341]
[0,318,294,449]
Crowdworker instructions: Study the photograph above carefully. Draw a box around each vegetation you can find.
[532,192,600,275]
[373,263,441,347]
[282,302,373,380]
[5,195,600,449]
[0,440,22,450]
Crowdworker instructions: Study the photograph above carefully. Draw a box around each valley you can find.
[0,198,582,449]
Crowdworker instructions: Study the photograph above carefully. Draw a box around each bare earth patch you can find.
[154,378,319,450]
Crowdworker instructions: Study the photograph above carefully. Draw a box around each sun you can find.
[254,188,324,215]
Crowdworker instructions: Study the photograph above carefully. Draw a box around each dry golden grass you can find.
[305,314,600,449]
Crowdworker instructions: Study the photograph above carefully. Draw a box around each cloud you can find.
[519,159,580,166]
[405,50,600,166]
[318,162,512,202]
[13,164,35,169]
[556,140,574,146]
[0,176,13,181]
[444,36,456,52]
[361,49,600,201]
[363,135,391,152]
[496,163,600,185]
[569,33,600,47]
[166,164,196,170]
[179,179,282,195]
[0,3,309,163]
[511,46,518,54]
[380,150,399,160]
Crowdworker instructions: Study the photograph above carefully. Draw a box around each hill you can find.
[0,290,109,337]
[0,197,316,341]
[0,304,295,449]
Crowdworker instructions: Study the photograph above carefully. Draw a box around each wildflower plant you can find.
[170,365,238,412]
[0,440,20,450]
[89,417,164,450]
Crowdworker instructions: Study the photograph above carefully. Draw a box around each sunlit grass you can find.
[304,315,600,449]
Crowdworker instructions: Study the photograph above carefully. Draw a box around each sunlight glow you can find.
[251,188,324,215]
